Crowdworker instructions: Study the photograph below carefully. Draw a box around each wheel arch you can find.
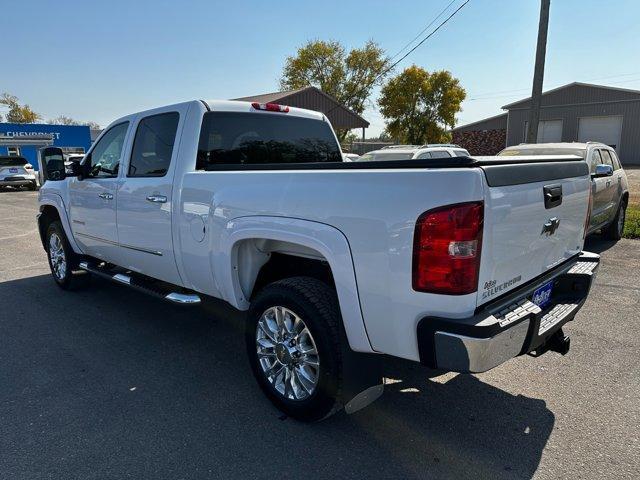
[217,216,373,353]
[38,195,83,254]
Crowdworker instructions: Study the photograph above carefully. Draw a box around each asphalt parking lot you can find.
[1,190,638,480]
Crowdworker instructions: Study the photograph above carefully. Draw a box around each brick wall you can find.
[452,129,507,156]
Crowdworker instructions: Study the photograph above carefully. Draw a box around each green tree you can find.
[280,39,390,141]
[378,66,466,145]
[0,93,41,123]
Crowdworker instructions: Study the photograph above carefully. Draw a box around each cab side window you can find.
[610,150,622,170]
[600,149,613,167]
[416,152,432,159]
[128,112,180,177]
[589,149,602,174]
[86,122,129,178]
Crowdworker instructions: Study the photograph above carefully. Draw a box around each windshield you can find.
[0,157,27,167]
[498,147,586,158]
[357,152,414,162]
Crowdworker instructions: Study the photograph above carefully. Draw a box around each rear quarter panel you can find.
[178,168,486,360]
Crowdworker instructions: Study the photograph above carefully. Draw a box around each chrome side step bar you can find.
[78,261,201,305]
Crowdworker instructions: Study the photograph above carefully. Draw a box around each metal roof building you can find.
[233,86,370,134]
[452,82,640,165]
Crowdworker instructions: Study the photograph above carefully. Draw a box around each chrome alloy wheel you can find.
[48,233,67,280]
[256,306,320,401]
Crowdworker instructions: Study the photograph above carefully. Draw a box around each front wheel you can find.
[604,200,627,240]
[246,277,343,422]
[46,221,89,290]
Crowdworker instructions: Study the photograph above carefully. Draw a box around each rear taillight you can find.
[251,102,290,113]
[25,163,33,170]
[412,202,484,295]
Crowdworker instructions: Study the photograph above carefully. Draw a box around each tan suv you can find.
[498,142,629,240]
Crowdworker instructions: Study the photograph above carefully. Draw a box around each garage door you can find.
[524,120,563,142]
[578,116,623,150]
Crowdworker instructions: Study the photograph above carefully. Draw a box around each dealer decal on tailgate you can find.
[481,275,522,301]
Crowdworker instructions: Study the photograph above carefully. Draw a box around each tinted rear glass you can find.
[498,147,586,158]
[196,112,341,169]
[0,157,27,167]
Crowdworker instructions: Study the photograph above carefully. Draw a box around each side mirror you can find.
[593,164,613,178]
[75,155,91,181]
[44,159,66,181]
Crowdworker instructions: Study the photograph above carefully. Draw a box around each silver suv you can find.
[0,156,38,190]
[498,142,629,240]
[358,144,470,162]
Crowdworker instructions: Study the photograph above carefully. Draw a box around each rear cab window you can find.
[196,112,342,169]
[429,150,452,159]
[359,152,414,161]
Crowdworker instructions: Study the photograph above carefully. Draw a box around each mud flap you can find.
[341,344,384,414]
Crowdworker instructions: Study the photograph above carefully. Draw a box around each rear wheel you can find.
[28,181,37,191]
[246,277,343,421]
[46,221,89,290]
[604,200,626,240]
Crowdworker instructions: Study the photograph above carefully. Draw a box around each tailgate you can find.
[477,160,590,307]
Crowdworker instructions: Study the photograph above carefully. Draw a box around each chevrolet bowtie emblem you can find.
[541,217,561,236]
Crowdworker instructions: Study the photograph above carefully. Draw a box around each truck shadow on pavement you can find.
[0,274,554,480]
[584,234,620,254]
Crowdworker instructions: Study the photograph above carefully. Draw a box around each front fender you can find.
[217,216,374,353]
[38,191,83,254]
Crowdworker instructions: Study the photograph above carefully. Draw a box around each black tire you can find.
[246,277,343,422]
[28,181,37,191]
[603,200,627,241]
[45,221,90,290]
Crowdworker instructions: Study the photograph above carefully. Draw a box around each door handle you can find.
[146,194,167,203]
[98,193,113,200]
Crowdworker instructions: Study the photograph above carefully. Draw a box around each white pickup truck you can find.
[37,100,600,421]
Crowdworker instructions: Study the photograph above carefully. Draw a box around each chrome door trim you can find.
[75,232,163,256]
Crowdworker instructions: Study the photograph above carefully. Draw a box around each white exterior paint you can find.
[38,100,592,362]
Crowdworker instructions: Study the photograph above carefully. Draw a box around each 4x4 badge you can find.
[541,217,560,236]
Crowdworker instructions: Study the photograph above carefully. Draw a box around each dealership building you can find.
[0,123,92,170]
[452,82,640,165]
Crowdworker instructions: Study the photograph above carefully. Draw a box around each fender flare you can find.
[38,192,83,254]
[217,216,374,353]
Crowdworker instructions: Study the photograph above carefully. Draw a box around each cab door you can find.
[68,122,130,262]
[599,149,618,222]
[115,109,184,286]
[588,149,612,230]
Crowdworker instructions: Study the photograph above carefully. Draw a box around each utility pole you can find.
[526,0,551,143]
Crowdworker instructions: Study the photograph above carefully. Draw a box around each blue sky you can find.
[3,0,639,135]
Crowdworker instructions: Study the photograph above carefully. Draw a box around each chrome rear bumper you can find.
[417,251,600,373]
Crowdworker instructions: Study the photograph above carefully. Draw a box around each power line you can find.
[467,71,640,101]
[388,0,458,62]
[325,0,471,118]
[376,0,471,84]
